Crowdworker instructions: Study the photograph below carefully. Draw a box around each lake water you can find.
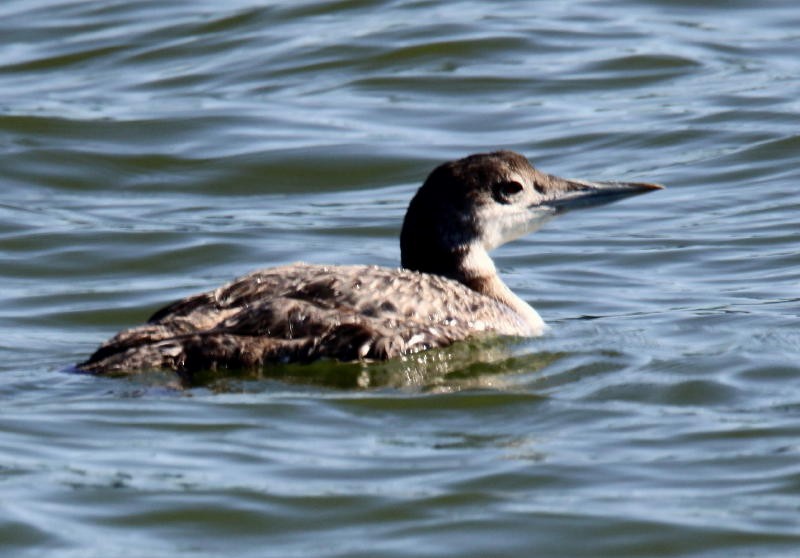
[1,1,799,556]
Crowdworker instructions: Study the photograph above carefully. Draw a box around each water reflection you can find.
[175,339,565,392]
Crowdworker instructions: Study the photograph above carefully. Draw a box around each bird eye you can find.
[493,180,524,203]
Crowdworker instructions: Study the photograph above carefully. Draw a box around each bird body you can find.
[78,263,538,374]
[78,151,660,375]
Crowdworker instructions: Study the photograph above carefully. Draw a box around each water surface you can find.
[1,1,799,557]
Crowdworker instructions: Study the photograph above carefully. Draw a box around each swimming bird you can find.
[78,151,661,375]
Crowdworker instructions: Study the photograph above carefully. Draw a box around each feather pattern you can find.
[78,263,530,374]
[77,150,660,375]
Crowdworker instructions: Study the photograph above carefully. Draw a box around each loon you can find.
[78,151,661,375]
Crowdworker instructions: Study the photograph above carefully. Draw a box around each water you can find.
[1,0,799,556]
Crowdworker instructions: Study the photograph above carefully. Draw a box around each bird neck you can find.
[400,209,545,334]
[456,244,546,336]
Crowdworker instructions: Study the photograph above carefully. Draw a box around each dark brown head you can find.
[400,150,661,281]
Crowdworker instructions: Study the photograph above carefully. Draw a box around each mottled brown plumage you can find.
[78,151,660,375]
[78,264,530,374]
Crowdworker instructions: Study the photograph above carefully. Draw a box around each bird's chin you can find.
[480,207,557,251]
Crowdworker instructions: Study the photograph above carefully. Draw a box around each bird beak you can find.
[482,170,663,251]
[542,176,664,213]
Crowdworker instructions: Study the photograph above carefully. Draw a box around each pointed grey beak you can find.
[543,177,664,213]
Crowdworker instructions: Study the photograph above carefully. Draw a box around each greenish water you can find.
[2,1,800,556]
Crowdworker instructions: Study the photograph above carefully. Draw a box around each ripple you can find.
[2,1,800,557]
